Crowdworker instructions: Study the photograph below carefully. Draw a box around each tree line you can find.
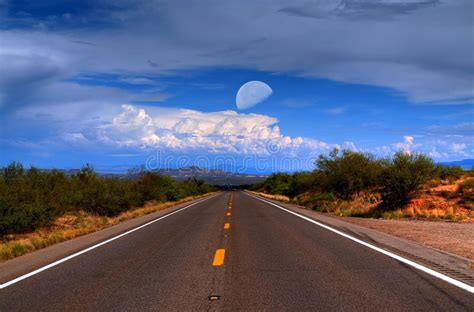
[0,163,214,236]
[257,149,466,211]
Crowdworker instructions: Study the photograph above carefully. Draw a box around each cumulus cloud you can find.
[343,141,358,151]
[374,127,474,160]
[393,135,416,152]
[93,104,331,156]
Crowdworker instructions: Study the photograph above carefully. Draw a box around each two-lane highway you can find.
[1,191,473,311]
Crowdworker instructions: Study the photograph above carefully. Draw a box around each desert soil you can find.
[342,217,474,260]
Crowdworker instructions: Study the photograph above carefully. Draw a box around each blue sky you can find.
[1,0,473,173]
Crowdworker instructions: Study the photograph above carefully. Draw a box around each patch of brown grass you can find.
[249,191,291,203]
[0,192,217,261]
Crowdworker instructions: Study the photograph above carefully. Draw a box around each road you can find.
[0,191,473,311]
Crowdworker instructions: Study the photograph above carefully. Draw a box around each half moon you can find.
[236,81,272,110]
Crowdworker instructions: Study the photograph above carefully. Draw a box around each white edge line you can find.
[0,193,219,289]
[245,192,474,294]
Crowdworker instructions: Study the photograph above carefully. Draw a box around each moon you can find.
[236,81,272,110]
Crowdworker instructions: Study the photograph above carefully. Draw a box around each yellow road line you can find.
[224,223,230,229]
[212,249,225,266]
[226,212,231,216]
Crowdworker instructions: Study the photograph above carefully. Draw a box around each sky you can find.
[0,0,473,173]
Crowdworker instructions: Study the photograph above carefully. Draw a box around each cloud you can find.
[343,141,358,151]
[451,143,466,153]
[93,104,330,156]
[393,135,415,152]
[0,30,87,109]
[280,0,441,20]
[119,77,156,85]
[377,127,474,160]
[1,0,473,169]
[4,98,473,168]
[325,107,345,114]
[1,0,472,105]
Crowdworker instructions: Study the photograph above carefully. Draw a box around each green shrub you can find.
[288,172,314,199]
[0,203,49,234]
[380,152,436,210]
[458,179,474,206]
[263,173,292,196]
[308,193,336,212]
[0,162,214,236]
[315,148,383,199]
[435,165,464,182]
[458,178,474,191]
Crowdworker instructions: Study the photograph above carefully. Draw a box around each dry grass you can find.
[248,191,291,203]
[328,177,474,221]
[0,192,217,261]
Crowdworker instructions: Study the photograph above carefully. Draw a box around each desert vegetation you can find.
[0,162,214,237]
[254,149,473,221]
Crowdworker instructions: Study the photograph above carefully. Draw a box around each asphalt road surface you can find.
[1,191,473,311]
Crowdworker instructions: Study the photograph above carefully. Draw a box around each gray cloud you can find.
[1,0,473,109]
[280,0,441,20]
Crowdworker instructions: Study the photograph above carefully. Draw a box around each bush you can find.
[0,203,48,235]
[458,178,474,207]
[315,148,383,199]
[308,193,336,212]
[263,173,292,196]
[435,165,463,182]
[257,150,448,214]
[288,172,314,199]
[380,152,436,210]
[458,178,474,191]
[0,162,214,236]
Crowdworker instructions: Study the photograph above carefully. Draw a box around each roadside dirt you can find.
[342,217,474,260]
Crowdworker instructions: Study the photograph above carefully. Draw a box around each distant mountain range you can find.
[45,159,473,185]
[440,159,474,169]
[50,166,268,185]
[155,166,268,185]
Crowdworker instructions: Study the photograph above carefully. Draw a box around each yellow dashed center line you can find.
[212,195,233,268]
[212,249,225,266]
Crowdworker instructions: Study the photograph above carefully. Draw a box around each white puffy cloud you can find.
[393,135,415,152]
[451,143,466,154]
[343,141,358,151]
[376,129,474,161]
[93,104,333,156]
